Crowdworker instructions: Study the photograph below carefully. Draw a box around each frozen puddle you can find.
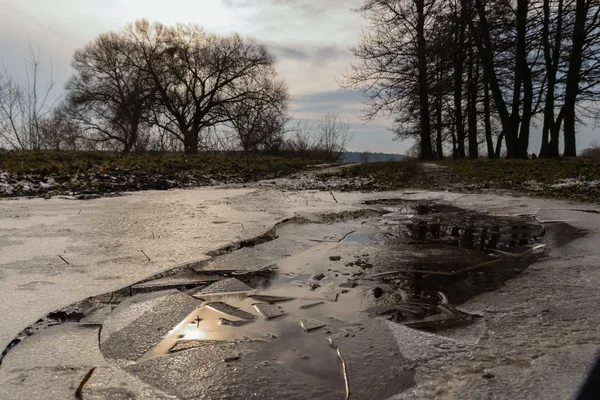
[1,200,582,399]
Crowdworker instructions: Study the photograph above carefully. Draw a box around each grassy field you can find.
[438,158,600,185]
[438,158,600,203]
[330,158,600,203]
[0,151,317,176]
[0,151,318,197]
[2,151,600,203]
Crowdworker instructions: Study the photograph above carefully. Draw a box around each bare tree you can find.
[66,31,155,154]
[563,0,600,156]
[38,102,83,151]
[124,20,279,154]
[342,0,439,160]
[345,0,600,159]
[226,76,289,153]
[0,44,57,150]
[288,120,317,158]
[316,113,353,162]
[539,0,568,158]
[145,125,184,153]
[360,151,372,163]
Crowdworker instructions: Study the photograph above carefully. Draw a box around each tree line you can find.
[0,20,352,160]
[343,0,600,160]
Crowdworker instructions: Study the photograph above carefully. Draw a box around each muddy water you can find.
[103,201,576,399]
[140,241,366,391]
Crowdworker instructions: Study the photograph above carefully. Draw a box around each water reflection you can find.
[131,202,579,398]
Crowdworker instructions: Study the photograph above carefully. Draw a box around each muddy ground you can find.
[0,179,599,399]
[0,153,320,198]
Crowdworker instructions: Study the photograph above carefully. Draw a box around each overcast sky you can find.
[1,0,597,154]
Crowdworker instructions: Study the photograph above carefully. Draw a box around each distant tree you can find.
[405,142,421,160]
[66,31,155,153]
[226,76,289,153]
[0,44,57,150]
[581,140,600,158]
[39,102,83,151]
[288,120,317,158]
[124,20,279,154]
[360,151,372,163]
[316,113,353,162]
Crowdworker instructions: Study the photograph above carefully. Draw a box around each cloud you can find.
[221,0,362,44]
[223,0,344,17]
[287,89,406,153]
[264,42,350,67]
[291,90,363,114]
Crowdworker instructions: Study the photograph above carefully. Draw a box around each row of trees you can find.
[344,0,600,159]
[0,20,351,160]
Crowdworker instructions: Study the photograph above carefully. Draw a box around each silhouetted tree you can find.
[124,20,279,154]
[563,0,600,156]
[360,151,372,163]
[346,0,600,159]
[66,31,155,153]
[343,0,439,160]
[226,76,289,153]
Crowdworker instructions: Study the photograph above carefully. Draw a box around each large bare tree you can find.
[226,75,289,153]
[342,0,438,160]
[562,0,600,156]
[66,31,155,153]
[124,20,278,154]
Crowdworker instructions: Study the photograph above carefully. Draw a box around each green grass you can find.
[0,151,319,197]
[331,158,600,203]
[0,151,317,177]
[437,158,600,185]
[437,158,600,203]
[3,152,600,203]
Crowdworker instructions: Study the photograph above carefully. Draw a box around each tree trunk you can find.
[469,0,515,156]
[436,91,444,160]
[417,0,433,160]
[518,66,533,158]
[550,106,565,157]
[507,0,529,159]
[539,0,553,158]
[123,118,140,155]
[467,41,479,159]
[539,0,564,158]
[450,123,457,159]
[183,129,199,154]
[563,0,589,157]
[495,130,505,158]
[122,141,134,154]
[454,5,467,159]
[483,79,495,158]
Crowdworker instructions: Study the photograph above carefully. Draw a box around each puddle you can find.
[125,202,559,397]
[5,200,586,399]
[344,232,392,243]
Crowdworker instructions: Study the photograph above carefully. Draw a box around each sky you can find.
[0,0,597,154]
